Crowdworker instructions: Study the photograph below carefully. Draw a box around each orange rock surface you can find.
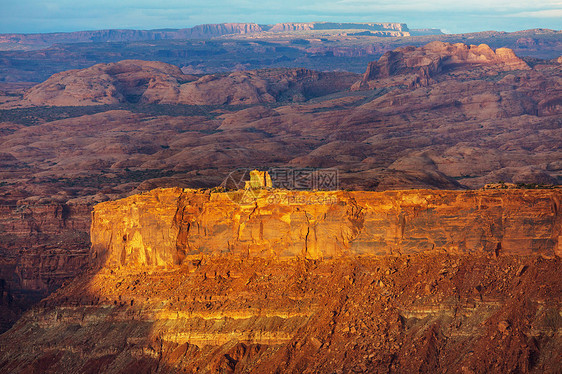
[1,42,560,335]
[91,188,562,269]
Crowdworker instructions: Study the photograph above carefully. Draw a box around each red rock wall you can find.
[0,202,91,331]
[91,188,562,268]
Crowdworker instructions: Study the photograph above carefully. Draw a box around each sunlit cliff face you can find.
[0,187,560,373]
[91,188,562,268]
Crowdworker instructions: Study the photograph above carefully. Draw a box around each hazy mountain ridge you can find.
[0,28,559,84]
[0,22,413,51]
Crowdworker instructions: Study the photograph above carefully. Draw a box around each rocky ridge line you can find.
[0,187,560,373]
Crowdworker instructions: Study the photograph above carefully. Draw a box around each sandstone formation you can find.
[21,61,357,106]
[244,169,273,189]
[90,188,562,269]
[0,27,560,372]
[267,22,409,36]
[0,46,559,192]
[0,187,560,373]
[0,23,268,50]
[353,41,530,90]
[0,254,558,373]
[22,60,193,106]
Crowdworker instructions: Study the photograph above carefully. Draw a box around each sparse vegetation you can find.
[0,103,258,126]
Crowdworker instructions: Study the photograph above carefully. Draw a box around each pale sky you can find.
[0,0,560,34]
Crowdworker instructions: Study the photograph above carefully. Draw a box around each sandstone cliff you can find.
[267,22,409,36]
[91,188,562,269]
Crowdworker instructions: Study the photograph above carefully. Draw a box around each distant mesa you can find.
[265,22,410,36]
[0,22,426,50]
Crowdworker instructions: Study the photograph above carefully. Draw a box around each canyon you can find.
[0,200,91,332]
[0,41,560,335]
[0,187,560,372]
[0,23,560,371]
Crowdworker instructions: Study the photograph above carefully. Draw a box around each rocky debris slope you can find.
[0,187,560,373]
[21,60,358,106]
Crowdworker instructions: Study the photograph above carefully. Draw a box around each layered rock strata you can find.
[91,188,562,269]
[0,22,411,50]
[3,254,558,374]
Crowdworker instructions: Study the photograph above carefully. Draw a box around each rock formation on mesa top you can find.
[265,22,409,36]
[244,170,273,189]
[90,188,562,269]
[353,41,530,90]
[21,60,358,106]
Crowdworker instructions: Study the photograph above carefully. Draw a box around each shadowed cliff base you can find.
[0,187,560,372]
[0,201,91,333]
